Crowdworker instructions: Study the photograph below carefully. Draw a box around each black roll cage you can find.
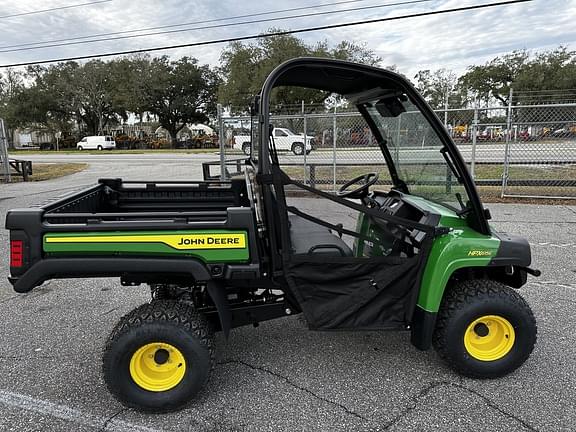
[255,57,490,236]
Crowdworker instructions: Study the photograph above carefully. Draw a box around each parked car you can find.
[234,127,314,155]
[77,135,116,150]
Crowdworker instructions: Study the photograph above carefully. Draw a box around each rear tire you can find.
[97,145,103,151]
[242,142,251,156]
[102,300,214,412]
[433,279,536,379]
[292,142,304,155]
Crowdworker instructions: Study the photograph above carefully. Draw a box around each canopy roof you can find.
[264,57,406,97]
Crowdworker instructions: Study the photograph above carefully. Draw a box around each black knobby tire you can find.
[433,279,536,379]
[292,142,304,155]
[242,142,251,156]
[102,300,214,412]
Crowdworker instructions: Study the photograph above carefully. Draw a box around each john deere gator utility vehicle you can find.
[6,58,539,412]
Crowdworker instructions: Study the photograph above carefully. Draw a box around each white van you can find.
[77,136,116,150]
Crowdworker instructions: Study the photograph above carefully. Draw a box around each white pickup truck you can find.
[234,127,314,156]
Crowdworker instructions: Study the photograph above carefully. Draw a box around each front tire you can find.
[292,142,304,155]
[433,279,536,379]
[102,300,214,412]
[77,146,83,151]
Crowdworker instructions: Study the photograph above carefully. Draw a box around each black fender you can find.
[11,257,234,337]
[10,257,211,293]
[410,306,437,351]
[206,281,232,338]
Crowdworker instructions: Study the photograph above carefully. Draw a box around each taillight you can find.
[10,240,23,267]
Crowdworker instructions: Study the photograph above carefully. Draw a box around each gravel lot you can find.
[0,156,574,431]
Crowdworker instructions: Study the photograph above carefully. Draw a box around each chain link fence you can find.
[214,98,576,200]
[0,119,11,182]
[502,103,576,198]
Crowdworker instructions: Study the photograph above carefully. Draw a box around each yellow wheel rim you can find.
[464,315,515,361]
[129,342,186,392]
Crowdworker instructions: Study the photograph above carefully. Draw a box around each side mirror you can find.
[375,95,407,117]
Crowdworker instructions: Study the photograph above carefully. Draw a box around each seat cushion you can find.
[288,215,353,257]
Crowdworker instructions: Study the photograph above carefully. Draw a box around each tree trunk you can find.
[166,126,177,148]
[5,128,15,149]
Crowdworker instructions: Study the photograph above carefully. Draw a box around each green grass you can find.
[284,164,576,181]
[9,148,220,155]
[7,163,87,182]
[283,164,576,203]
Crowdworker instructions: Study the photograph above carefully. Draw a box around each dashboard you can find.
[363,190,441,254]
[373,192,424,222]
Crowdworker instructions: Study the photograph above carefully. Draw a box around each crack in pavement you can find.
[528,280,576,291]
[221,360,538,431]
[379,381,448,430]
[563,205,576,217]
[449,383,539,432]
[101,307,120,316]
[379,380,539,432]
[100,408,127,432]
[0,295,18,305]
[219,359,369,422]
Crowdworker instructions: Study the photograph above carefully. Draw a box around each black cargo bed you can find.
[42,178,250,225]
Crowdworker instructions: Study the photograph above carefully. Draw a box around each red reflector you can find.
[10,240,23,267]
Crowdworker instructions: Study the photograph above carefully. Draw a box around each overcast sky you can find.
[0,0,574,78]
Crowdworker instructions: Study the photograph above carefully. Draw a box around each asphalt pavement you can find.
[0,158,574,431]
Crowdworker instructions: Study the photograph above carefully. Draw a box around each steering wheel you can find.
[337,172,379,199]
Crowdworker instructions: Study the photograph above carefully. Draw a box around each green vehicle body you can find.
[6,57,537,353]
[5,57,540,412]
[355,196,500,314]
[42,210,499,316]
[43,230,251,263]
[43,218,498,316]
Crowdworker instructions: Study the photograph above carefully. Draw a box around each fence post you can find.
[0,119,11,183]
[444,86,449,128]
[302,100,308,185]
[395,116,401,165]
[444,87,452,193]
[332,106,337,193]
[470,100,478,178]
[310,165,316,189]
[217,104,226,181]
[501,88,513,197]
